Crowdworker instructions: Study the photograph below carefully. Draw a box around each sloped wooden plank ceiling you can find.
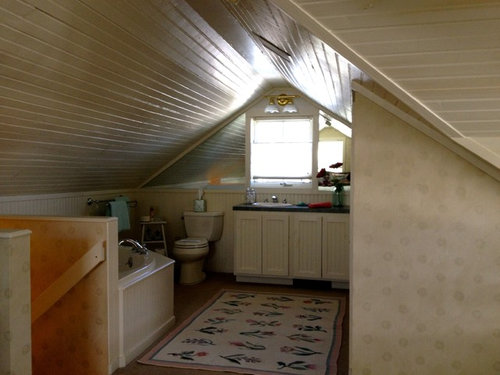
[0,0,269,195]
[144,114,246,187]
[1,0,498,196]
[223,0,363,123]
[274,0,500,168]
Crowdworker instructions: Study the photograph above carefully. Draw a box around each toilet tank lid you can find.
[184,211,224,217]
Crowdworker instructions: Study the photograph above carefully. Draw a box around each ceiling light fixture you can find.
[264,94,298,113]
[264,97,280,113]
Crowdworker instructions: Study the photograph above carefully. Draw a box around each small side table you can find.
[140,220,167,256]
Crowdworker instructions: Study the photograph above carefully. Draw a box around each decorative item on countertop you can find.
[308,201,332,208]
[316,162,350,207]
[194,186,207,212]
[149,206,155,220]
[333,189,344,207]
[245,187,256,204]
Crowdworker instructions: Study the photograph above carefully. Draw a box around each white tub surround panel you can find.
[118,252,175,367]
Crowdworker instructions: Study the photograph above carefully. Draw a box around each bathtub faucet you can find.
[119,239,149,255]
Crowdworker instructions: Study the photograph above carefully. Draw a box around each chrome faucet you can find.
[271,195,278,203]
[119,239,148,254]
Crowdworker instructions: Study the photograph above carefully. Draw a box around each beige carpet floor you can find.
[112,272,349,375]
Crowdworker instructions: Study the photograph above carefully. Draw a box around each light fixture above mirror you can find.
[264,94,298,113]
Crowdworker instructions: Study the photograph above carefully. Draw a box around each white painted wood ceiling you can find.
[222,0,363,124]
[1,0,499,196]
[144,114,246,187]
[1,0,269,195]
[275,0,500,169]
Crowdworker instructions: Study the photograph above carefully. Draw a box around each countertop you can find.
[232,203,350,213]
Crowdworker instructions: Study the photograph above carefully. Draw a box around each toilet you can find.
[172,211,224,285]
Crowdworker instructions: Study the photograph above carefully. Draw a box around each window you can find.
[250,117,313,187]
[249,114,350,190]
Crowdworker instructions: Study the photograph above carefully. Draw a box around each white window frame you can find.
[246,115,319,192]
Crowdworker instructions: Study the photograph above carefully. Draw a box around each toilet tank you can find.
[184,211,224,241]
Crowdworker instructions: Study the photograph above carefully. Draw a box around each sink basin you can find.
[252,202,293,207]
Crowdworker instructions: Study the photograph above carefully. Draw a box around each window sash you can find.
[250,118,313,186]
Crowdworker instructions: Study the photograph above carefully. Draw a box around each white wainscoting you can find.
[0,188,347,274]
[133,188,345,273]
[0,190,135,216]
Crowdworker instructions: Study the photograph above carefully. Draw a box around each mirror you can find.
[317,114,351,190]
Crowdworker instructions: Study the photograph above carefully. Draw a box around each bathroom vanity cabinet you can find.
[290,213,349,281]
[234,211,289,277]
[233,206,349,288]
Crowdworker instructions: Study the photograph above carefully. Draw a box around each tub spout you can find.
[119,239,148,254]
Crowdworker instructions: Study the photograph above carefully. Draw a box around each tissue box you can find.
[194,199,206,212]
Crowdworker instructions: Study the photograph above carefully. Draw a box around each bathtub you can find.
[118,246,154,283]
[118,245,175,367]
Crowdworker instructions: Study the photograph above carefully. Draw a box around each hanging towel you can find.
[108,200,130,232]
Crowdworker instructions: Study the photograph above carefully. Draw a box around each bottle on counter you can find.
[245,187,256,204]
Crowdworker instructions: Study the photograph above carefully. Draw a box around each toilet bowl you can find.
[172,238,209,285]
[172,211,223,285]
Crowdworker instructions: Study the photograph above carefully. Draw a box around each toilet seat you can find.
[174,237,208,248]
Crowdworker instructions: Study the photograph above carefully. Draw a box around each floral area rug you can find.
[138,289,346,374]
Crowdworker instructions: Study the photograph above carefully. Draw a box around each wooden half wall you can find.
[0,216,119,375]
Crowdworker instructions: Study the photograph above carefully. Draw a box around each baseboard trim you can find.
[236,275,293,285]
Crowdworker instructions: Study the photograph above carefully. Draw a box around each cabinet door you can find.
[290,214,322,278]
[322,214,349,281]
[234,212,262,275]
[262,213,289,276]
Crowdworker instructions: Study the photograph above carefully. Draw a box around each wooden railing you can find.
[31,241,106,323]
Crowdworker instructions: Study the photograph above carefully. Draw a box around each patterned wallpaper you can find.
[351,94,500,374]
[0,230,32,375]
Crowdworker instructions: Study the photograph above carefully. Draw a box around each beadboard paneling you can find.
[224,0,362,124]
[275,0,500,167]
[0,0,269,196]
[0,190,135,217]
[133,189,344,273]
[2,0,497,199]
[144,115,246,187]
